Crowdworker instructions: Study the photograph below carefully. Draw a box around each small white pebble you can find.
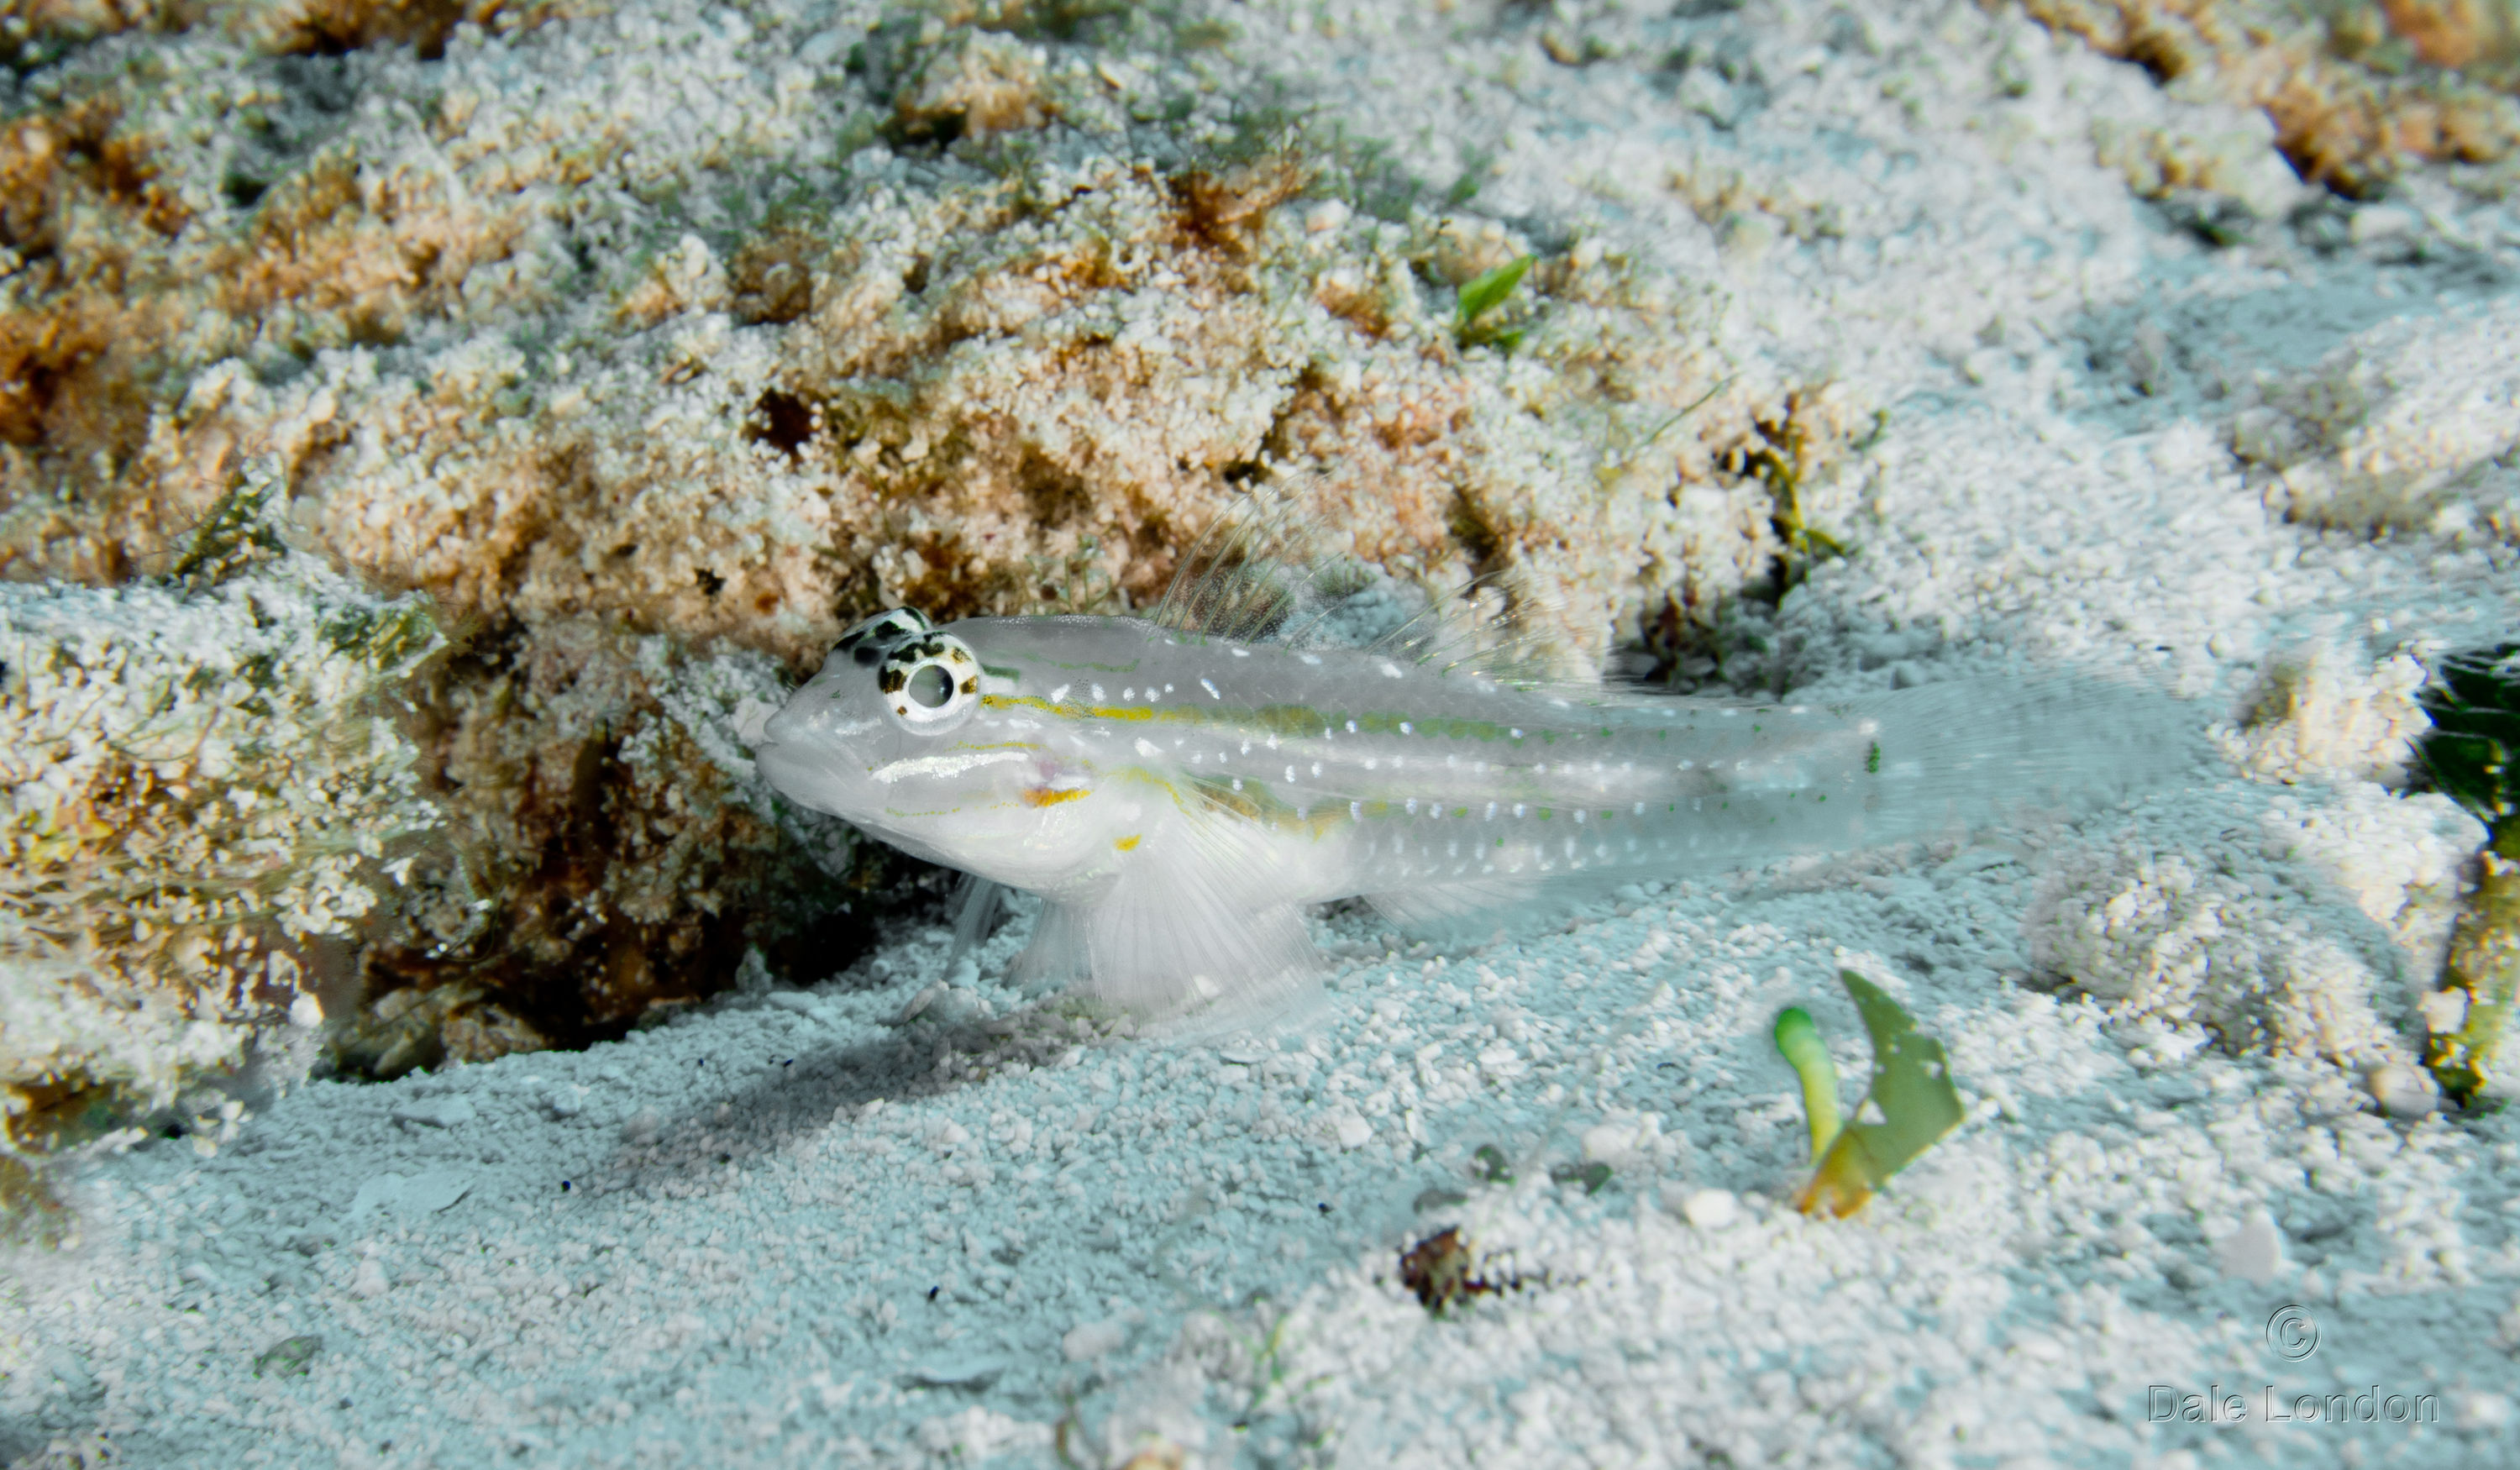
[2418,989,2469,1036]
[1581,1121,1642,1168]
[1681,1189,1739,1230]
[2365,1063,2440,1120]
[1061,1318,1129,1361]
[894,984,943,1025]
[391,1097,478,1130]
[2213,1208,2284,1284]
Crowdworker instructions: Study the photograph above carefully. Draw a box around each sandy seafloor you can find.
[12,0,2520,1467]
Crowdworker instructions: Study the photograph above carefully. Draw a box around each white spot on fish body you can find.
[1231,648,1250,658]
[1399,722,1413,734]
[1404,798,1418,815]
[1201,679,1221,701]
[1379,662,1404,679]
[1285,765,1297,782]
[1049,684,1071,702]
[1135,738,1161,758]
[1484,803,1498,819]
[1351,801,1363,819]
[1513,804,1527,818]
[1299,654,1322,666]
[1346,720,1358,733]
[1091,685,1105,700]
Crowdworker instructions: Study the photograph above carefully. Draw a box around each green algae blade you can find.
[1772,1005,1843,1160]
[1794,972,1966,1218]
[2417,644,2520,1105]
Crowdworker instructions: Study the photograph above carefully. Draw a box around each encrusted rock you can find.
[0,4,1837,1080]
[0,508,439,1147]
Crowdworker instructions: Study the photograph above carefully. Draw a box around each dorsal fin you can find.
[1148,480,1361,643]
[1150,477,1577,686]
[1358,574,1581,690]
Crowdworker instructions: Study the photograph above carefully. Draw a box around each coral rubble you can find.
[1,483,438,1149]
[2014,0,2520,199]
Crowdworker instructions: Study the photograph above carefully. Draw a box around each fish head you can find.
[753,608,1121,888]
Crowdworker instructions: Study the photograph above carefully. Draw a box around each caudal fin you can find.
[1849,677,2205,845]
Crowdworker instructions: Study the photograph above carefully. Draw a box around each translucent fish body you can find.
[755,612,2191,1027]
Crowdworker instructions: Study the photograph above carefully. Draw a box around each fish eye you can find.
[878,633,980,732]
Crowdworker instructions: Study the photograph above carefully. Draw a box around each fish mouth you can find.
[750,739,865,811]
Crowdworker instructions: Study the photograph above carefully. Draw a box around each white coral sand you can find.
[8,0,2520,1467]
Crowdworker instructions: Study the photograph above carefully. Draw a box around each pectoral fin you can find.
[1013,827,1325,1036]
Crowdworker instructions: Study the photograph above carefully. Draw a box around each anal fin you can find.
[1364,877,1536,932]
